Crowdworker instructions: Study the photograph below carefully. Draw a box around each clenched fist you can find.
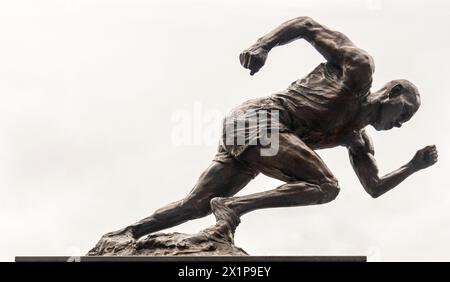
[410,145,438,170]
[239,44,269,76]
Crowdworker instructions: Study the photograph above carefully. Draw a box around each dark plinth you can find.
[15,256,366,262]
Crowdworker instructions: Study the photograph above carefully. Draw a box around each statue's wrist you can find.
[255,37,273,51]
[406,160,420,172]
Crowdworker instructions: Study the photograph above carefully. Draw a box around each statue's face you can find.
[372,80,420,131]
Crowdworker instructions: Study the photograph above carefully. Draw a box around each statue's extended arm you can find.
[348,131,438,198]
[240,16,374,89]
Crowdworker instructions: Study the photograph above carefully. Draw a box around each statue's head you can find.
[371,79,421,131]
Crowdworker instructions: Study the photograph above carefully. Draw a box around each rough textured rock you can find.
[87,226,248,256]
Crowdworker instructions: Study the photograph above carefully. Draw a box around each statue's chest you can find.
[296,114,359,149]
[300,128,349,149]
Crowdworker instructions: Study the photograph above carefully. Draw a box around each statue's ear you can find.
[389,84,403,98]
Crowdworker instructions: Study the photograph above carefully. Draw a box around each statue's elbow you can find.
[366,185,381,199]
[293,16,312,22]
[370,191,381,199]
[290,16,314,28]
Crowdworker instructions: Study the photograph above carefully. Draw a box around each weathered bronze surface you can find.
[89,17,437,256]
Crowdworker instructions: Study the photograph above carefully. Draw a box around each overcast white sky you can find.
[0,0,449,261]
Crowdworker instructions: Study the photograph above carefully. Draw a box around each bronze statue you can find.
[90,17,438,254]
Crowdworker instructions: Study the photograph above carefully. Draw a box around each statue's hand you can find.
[410,145,438,170]
[239,44,268,76]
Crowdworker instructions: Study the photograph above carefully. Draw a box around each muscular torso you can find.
[230,57,372,156]
[271,62,371,149]
[231,16,376,152]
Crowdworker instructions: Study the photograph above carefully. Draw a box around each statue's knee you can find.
[319,180,340,204]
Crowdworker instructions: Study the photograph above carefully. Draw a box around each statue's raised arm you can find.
[240,16,374,91]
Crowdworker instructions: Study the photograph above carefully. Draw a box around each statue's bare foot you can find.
[209,197,241,242]
[87,227,136,255]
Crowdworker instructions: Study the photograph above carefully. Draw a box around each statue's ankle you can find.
[123,225,139,239]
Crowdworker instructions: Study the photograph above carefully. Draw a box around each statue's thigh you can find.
[239,132,336,184]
